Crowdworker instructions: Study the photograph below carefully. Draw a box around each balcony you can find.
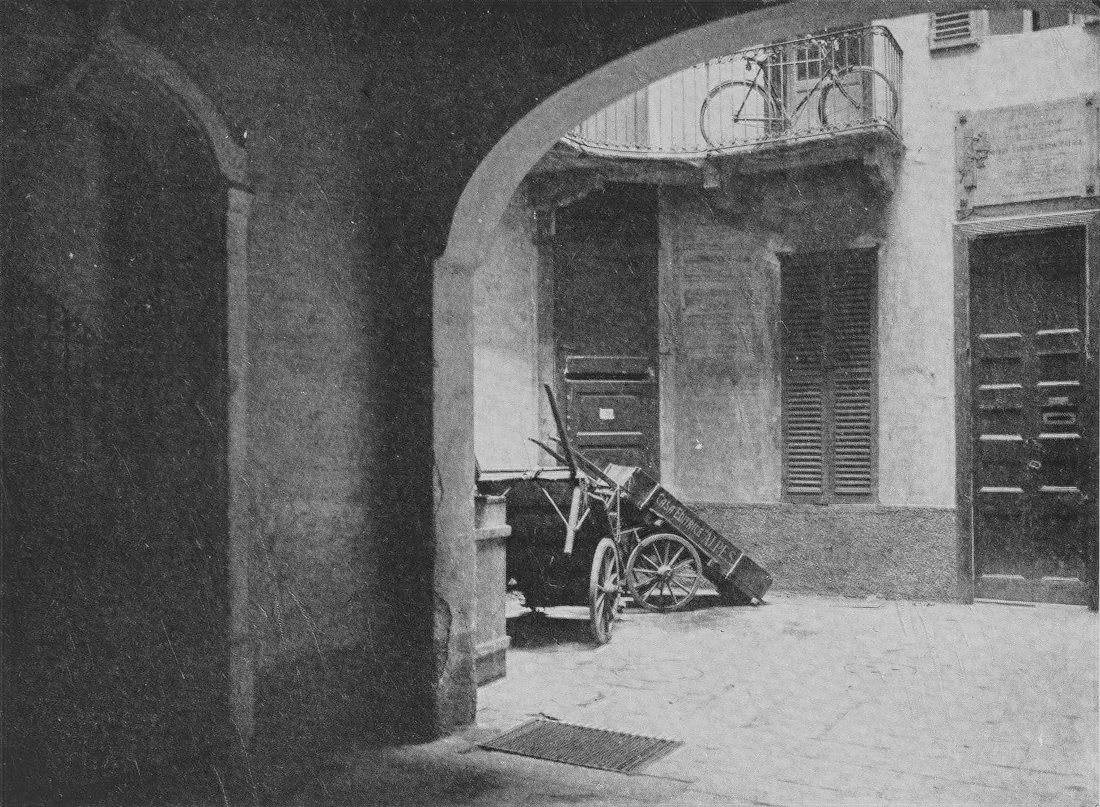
[560,26,903,166]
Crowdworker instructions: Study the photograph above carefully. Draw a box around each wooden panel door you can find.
[564,356,658,472]
[553,184,660,475]
[970,228,1097,604]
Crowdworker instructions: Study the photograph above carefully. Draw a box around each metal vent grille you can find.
[480,719,683,773]
[930,11,983,49]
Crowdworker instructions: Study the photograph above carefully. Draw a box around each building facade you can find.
[475,11,1100,605]
[2,1,1096,803]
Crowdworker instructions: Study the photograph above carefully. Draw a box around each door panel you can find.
[565,369,658,472]
[969,228,1095,604]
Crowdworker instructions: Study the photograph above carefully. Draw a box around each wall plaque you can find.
[679,241,739,355]
[956,95,1099,212]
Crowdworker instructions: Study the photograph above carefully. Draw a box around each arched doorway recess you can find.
[91,20,256,748]
[2,18,252,800]
[433,0,1089,733]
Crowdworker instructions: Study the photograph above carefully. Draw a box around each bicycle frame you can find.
[736,37,847,130]
[700,29,899,152]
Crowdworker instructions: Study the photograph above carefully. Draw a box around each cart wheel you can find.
[588,538,621,645]
[626,533,703,613]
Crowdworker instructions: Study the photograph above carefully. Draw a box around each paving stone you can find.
[285,594,1097,806]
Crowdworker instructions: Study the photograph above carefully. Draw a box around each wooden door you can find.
[552,184,660,474]
[970,228,1097,604]
[563,356,658,472]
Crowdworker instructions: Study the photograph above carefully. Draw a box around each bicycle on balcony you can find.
[699,31,899,151]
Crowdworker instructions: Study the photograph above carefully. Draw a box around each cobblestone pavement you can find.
[289,593,1098,807]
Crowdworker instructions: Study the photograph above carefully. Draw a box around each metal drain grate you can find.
[480,719,683,773]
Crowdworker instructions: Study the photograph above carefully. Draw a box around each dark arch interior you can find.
[2,65,231,804]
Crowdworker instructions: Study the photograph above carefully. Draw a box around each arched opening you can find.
[434,0,1090,726]
[2,23,250,803]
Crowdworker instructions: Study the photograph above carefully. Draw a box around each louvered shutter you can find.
[929,11,985,50]
[830,253,876,498]
[781,258,826,497]
[781,251,877,502]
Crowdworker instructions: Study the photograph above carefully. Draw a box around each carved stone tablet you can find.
[956,95,1099,211]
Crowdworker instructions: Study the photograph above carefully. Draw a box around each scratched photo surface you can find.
[3,1,1098,805]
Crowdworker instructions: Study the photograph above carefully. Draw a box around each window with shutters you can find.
[780,250,878,503]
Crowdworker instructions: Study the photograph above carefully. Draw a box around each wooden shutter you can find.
[830,254,876,498]
[781,251,877,502]
[781,258,826,497]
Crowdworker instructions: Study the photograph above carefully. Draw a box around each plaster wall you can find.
[658,168,889,503]
[656,15,1099,511]
[89,0,748,769]
[4,10,397,796]
[643,16,1099,598]
[83,2,766,775]
[873,15,1100,508]
[154,26,412,771]
[655,175,964,598]
[6,1,1091,799]
[474,194,542,469]
[4,107,107,315]
[658,195,783,501]
[2,88,234,799]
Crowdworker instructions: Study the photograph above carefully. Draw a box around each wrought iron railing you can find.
[563,25,902,160]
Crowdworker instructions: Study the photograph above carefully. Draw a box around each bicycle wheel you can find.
[626,533,702,613]
[818,66,898,130]
[699,80,779,150]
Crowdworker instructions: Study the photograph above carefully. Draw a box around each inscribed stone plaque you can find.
[680,242,738,354]
[956,95,1099,210]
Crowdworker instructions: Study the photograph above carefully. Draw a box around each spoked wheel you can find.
[699,80,779,149]
[818,66,899,129]
[588,538,621,645]
[626,533,703,613]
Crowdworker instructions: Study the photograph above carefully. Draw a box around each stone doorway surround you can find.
[23,19,256,740]
[99,24,256,741]
[954,208,1100,607]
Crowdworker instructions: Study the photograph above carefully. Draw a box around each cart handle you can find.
[568,444,620,490]
[543,384,579,482]
[528,437,569,468]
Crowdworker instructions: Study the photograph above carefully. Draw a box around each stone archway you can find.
[431,0,1087,732]
[2,18,253,800]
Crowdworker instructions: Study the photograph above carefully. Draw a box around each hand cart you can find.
[477,386,772,644]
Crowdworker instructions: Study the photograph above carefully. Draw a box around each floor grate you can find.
[480,719,683,774]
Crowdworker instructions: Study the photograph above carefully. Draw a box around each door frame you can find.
[954,207,1100,605]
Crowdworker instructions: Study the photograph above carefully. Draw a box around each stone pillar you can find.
[226,185,254,743]
[431,256,478,732]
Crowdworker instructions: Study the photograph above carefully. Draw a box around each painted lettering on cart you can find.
[651,491,741,571]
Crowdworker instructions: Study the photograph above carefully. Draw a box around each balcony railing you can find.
[563,25,902,160]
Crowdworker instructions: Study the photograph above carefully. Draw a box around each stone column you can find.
[431,256,478,732]
[226,185,255,743]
